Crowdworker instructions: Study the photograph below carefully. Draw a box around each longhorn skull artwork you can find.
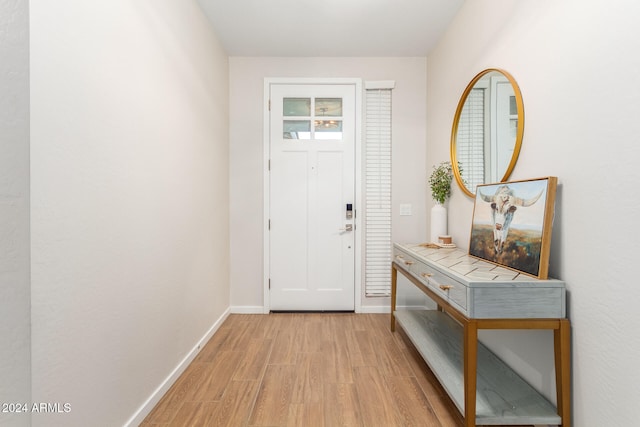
[479,185,544,254]
[470,177,557,279]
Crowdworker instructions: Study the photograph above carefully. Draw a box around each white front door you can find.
[268,83,356,311]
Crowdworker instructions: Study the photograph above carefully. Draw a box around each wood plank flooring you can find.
[141,313,534,427]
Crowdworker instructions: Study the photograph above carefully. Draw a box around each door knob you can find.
[339,224,353,232]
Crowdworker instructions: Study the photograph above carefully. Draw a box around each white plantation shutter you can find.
[364,83,393,296]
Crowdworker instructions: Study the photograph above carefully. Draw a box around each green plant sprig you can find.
[429,161,453,205]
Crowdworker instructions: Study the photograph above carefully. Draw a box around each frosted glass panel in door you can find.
[314,120,343,140]
[284,120,311,139]
[283,98,311,116]
[315,98,342,116]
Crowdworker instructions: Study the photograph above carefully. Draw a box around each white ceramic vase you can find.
[430,203,447,243]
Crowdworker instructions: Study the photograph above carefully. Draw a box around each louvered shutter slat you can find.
[365,88,392,297]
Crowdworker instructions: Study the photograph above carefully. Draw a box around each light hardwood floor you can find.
[141,313,533,427]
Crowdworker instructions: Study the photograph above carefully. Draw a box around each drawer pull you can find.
[421,273,433,278]
[439,285,453,291]
[395,255,413,266]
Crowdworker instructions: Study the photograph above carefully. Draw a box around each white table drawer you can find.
[393,243,566,319]
[411,261,467,311]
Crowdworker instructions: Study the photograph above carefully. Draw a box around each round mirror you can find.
[450,68,524,197]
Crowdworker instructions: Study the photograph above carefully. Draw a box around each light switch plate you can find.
[400,204,412,216]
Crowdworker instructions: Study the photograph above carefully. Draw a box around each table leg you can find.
[554,319,571,426]
[390,264,397,332]
[463,320,478,427]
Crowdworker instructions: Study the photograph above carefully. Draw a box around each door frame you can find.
[263,77,363,313]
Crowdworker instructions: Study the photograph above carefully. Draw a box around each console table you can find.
[391,243,570,427]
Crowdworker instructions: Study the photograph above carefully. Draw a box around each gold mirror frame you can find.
[450,68,524,198]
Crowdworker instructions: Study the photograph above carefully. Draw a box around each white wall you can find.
[0,1,31,426]
[427,0,640,425]
[229,57,428,311]
[29,1,230,425]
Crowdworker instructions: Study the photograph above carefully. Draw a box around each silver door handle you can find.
[339,224,353,232]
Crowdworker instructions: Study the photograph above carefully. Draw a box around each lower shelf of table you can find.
[394,309,561,425]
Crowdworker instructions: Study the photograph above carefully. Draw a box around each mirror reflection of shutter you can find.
[364,82,394,297]
[457,88,485,192]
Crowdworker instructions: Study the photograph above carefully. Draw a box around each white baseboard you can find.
[230,305,265,314]
[358,305,391,313]
[124,307,231,427]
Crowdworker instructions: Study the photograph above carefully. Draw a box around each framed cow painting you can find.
[469,177,558,279]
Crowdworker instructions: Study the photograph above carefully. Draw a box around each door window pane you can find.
[283,98,311,116]
[284,120,311,139]
[315,120,343,139]
[315,98,342,117]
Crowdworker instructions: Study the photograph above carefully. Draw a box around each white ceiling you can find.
[197,0,465,57]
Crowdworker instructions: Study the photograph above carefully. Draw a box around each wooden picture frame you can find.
[469,177,558,279]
